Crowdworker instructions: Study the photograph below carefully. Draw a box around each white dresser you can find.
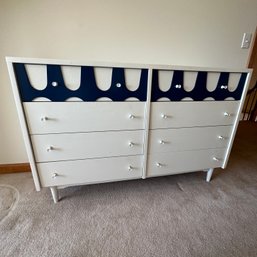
[6,57,251,203]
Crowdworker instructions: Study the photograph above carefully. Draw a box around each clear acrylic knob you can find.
[129,114,135,119]
[41,116,48,122]
[159,140,165,144]
[213,157,220,162]
[175,84,182,89]
[221,85,228,89]
[51,81,58,87]
[156,162,162,168]
[47,146,53,152]
[218,135,225,140]
[116,83,122,88]
[224,112,232,117]
[128,165,133,171]
[128,142,134,147]
[52,173,58,179]
[161,114,168,119]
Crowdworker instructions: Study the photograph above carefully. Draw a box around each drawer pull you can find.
[52,173,58,179]
[224,112,232,117]
[47,146,53,152]
[129,114,135,119]
[156,162,162,168]
[40,116,48,122]
[51,81,58,87]
[175,84,182,89]
[159,140,165,145]
[128,142,134,147]
[218,135,225,140]
[116,83,122,88]
[161,114,168,119]
[221,85,228,89]
[213,157,221,162]
[128,165,133,171]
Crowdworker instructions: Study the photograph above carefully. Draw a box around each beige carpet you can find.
[0,122,257,257]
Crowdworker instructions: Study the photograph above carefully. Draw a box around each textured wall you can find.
[1,0,257,163]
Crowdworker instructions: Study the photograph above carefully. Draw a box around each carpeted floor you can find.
[0,122,257,257]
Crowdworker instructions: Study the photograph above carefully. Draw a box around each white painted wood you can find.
[147,148,226,177]
[66,97,83,101]
[142,68,153,179]
[184,71,198,92]
[206,72,220,92]
[61,65,81,91]
[25,64,47,90]
[31,130,144,162]
[6,57,251,73]
[224,97,235,100]
[37,155,143,187]
[203,97,215,101]
[50,186,59,203]
[96,97,112,101]
[6,60,41,191]
[125,68,141,91]
[148,126,233,153]
[24,102,145,134]
[150,101,240,129]
[158,70,173,92]
[156,97,171,102]
[222,72,252,168]
[181,97,194,101]
[228,73,241,92]
[6,57,252,196]
[125,97,140,101]
[33,97,51,102]
[206,168,214,182]
[94,67,112,91]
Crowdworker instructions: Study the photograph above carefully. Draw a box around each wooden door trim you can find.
[247,27,257,68]
[0,163,31,174]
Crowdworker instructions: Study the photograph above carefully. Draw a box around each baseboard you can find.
[0,163,31,174]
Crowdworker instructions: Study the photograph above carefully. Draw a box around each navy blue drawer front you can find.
[151,69,247,101]
[13,63,148,102]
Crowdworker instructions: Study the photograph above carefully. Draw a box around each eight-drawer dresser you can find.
[6,57,251,203]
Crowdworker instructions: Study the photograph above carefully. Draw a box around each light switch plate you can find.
[241,33,252,49]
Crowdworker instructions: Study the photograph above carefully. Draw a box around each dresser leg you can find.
[50,186,59,203]
[206,168,214,182]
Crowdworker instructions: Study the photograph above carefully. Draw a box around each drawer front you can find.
[150,101,239,129]
[147,148,226,177]
[24,102,145,134]
[14,63,148,101]
[37,155,143,187]
[151,69,247,101]
[148,126,232,154]
[32,130,144,162]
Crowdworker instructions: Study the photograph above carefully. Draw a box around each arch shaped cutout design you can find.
[61,66,81,91]
[151,69,247,101]
[25,64,47,90]
[14,64,148,102]
[14,64,247,102]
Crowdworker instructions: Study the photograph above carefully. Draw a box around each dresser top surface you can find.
[6,56,252,73]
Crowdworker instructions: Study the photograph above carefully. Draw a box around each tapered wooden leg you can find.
[50,186,59,203]
[206,168,214,182]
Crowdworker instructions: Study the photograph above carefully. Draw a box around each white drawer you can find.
[150,101,239,129]
[32,130,144,162]
[148,126,232,153]
[147,148,226,177]
[37,155,143,187]
[24,102,145,134]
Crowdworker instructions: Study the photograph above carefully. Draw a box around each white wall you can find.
[1,0,257,164]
